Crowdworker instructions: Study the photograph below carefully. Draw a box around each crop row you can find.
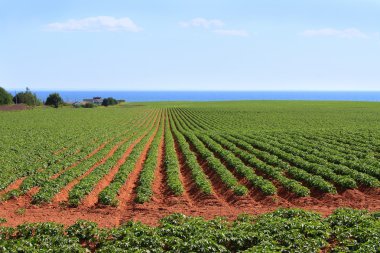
[135,112,165,203]
[292,133,380,180]
[1,208,379,252]
[67,110,160,206]
[303,133,380,170]
[163,111,186,196]
[31,110,160,204]
[266,134,380,187]
[0,109,143,191]
[178,107,223,131]
[170,109,248,196]
[168,110,213,195]
[221,135,337,193]
[236,134,358,189]
[97,111,161,206]
[208,134,312,196]
[298,132,372,159]
[173,108,207,131]
[1,110,154,201]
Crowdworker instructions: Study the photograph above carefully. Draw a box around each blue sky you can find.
[0,0,379,91]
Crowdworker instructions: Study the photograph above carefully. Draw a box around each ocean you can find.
[25,91,380,103]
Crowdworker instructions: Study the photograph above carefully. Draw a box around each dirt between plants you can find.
[0,187,379,228]
[0,104,29,111]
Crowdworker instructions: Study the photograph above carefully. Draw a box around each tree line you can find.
[0,87,120,108]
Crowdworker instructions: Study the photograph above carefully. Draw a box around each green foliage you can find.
[83,102,96,108]
[327,208,380,252]
[45,92,64,108]
[98,111,160,206]
[101,97,119,106]
[12,87,41,106]
[67,220,99,242]
[0,100,379,253]
[15,208,26,215]
[135,113,164,203]
[163,111,186,195]
[187,132,248,196]
[169,109,214,195]
[1,209,378,252]
[0,87,13,105]
[0,101,379,207]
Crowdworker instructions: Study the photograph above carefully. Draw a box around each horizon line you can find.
[6,89,380,92]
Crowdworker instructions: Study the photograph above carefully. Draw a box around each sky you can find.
[0,0,379,91]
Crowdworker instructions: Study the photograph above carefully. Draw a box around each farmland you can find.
[0,101,380,231]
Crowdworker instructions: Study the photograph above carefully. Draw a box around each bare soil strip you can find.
[47,114,155,204]
[0,104,29,111]
[116,114,161,210]
[171,140,196,207]
[1,188,378,228]
[0,181,379,228]
[0,177,26,196]
[52,136,133,204]
[50,115,152,181]
[216,138,294,204]
[51,140,110,180]
[151,130,167,204]
[82,134,146,207]
[199,140,260,207]
[185,139,235,207]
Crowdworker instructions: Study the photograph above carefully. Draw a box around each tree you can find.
[0,87,13,105]
[45,93,64,108]
[13,87,41,106]
[102,97,118,107]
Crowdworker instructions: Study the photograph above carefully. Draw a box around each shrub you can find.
[82,102,96,108]
[45,93,64,108]
[12,87,41,106]
[102,97,118,107]
[0,87,13,105]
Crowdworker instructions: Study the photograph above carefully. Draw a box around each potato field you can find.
[0,101,379,252]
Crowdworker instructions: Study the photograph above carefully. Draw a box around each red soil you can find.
[184,137,239,208]
[0,104,29,111]
[51,140,110,180]
[50,112,156,203]
[0,186,378,228]
[150,132,167,204]
[82,111,159,208]
[116,119,161,224]
[0,177,25,196]
[82,134,145,207]
[0,112,379,227]
[52,137,132,204]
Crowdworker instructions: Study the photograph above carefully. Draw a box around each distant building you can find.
[83,97,104,105]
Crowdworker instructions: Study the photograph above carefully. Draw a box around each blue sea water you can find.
[25,91,380,103]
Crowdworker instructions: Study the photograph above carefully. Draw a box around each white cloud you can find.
[180,17,248,37]
[179,18,224,29]
[214,29,249,37]
[302,28,368,39]
[46,16,141,32]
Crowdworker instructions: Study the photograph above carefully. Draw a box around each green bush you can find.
[102,97,118,107]
[82,102,96,108]
[0,209,379,252]
[45,93,64,108]
[12,87,41,106]
[0,87,13,105]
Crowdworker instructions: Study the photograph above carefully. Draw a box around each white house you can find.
[83,97,104,105]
